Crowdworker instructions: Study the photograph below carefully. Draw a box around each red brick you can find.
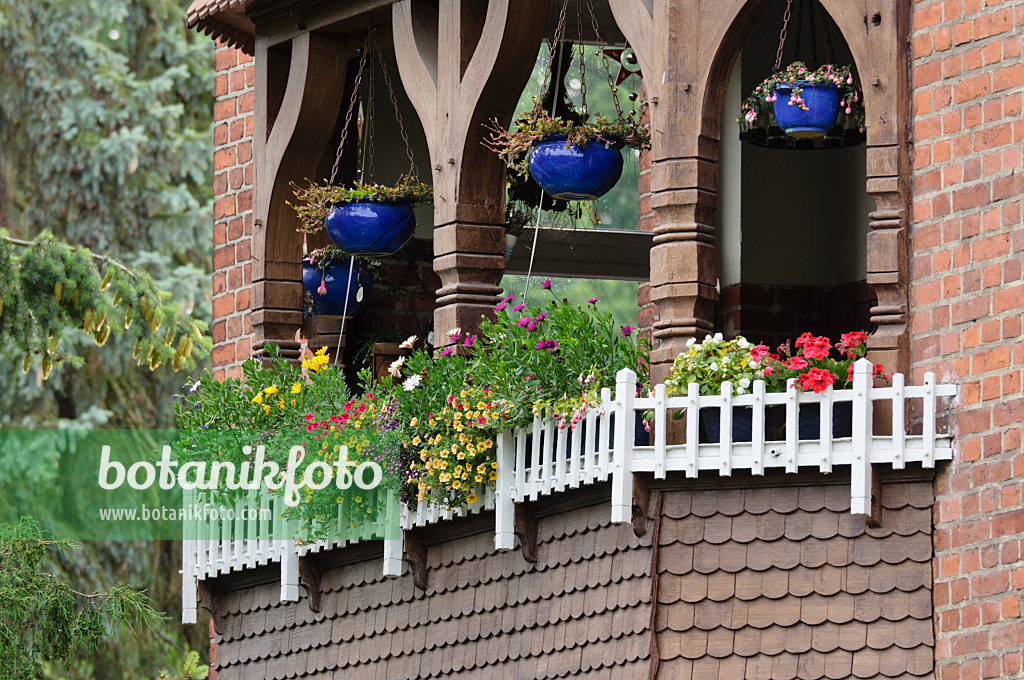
[955,73,993,103]
[213,245,235,271]
[975,8,1013,39]
[212,294,234,320]
[213,97,236,122]
[975,122,1013,151]
[214,48,237,72]
[214,147,236,171]
[212,343,235,367]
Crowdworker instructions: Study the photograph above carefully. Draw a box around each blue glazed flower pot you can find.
[302,257,372,318]
[324,200,416,256]
[772,82,841,138]
[528,134,624,200]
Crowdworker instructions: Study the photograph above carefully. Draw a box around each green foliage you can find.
[290,176,433,235]
[0,230,211,377]
[0,517,164,679]
[156,652,209,680]
[474,288,649,428]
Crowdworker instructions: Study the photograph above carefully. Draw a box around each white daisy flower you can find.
[403,374,422,391]
[399,335,417,349]
[388,356,406,377]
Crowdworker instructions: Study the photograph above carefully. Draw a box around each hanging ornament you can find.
[602,44,643,86]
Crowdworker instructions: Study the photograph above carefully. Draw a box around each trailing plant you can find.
[0,229,211,378]
[738,61,863,130]
[484,101,651,181]
[290,175,433,235]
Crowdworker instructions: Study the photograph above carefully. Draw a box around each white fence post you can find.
[923,372,937,467]
[653,383,667,479]
[719,381,734,475]
[280,543,299,602]
[851,358,874,515]
[383,490,404,577]
[181,487,197,624]
[685,383,699,478]
[495,429,516,551]
[751,379,766,475]
[611,368,636,524]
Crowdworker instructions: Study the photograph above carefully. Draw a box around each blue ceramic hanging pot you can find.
[528,134,624,200]
[302,257,372,318]
[772,82,841,138]
[324,200,416,256]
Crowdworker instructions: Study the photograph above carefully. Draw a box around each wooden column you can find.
[252,32,353,361]
[393,0,546,343]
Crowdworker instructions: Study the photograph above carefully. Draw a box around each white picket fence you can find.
[182,358,956,623]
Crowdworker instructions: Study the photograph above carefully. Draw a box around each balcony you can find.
[182,359,955,623]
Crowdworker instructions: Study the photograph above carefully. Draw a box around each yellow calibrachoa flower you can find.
[291,382,302,394]
[466,494,477,504]
[252,393,263,404]
[264,385,278,396]
[410,417,419,427]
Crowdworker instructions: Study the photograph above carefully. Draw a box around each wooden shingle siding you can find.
[654,479,935,680]
[207,477,934,680]
[212,500,655,679]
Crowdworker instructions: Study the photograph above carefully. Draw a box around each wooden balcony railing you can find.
[182,359,956,623]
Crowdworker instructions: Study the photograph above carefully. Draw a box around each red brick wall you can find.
[911,2,1024,678]
[211,42,255,379]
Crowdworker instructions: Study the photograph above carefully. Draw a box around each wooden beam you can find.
[504,228,652,281]
[256,0,395,48]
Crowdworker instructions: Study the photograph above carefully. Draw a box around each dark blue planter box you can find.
[699,407,758,444]
[772,82,841,137]
[302,257,372,318]
[528,134,624,200]
[798,401,853,439]
[325,200,416,256]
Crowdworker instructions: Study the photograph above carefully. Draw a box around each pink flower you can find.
[494,301,507,312]
[798,368,836,393]
[502,294,515,302]
[750,343,769,362]
[517,317,530,327]
[587,297,600,304]
[535,313,547,322]
[463,335,476,347]
[439,346,454,357]
[317,280,327,295]
[620,325,635,338]
[534,340,559,350]
[304,413,315,422]
[526,322,538,331]
[512,303,525,312]
[788,356,809,370]
[541,279,552,289]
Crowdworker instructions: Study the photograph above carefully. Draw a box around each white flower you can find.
[739,378,751,388]
[710,362,718,371]
[751,361,760,369]
[402,374,422,391]
[447,326,462,338]
[737,386,747,395]
[722,355,731,364]
[189,380,201,393]
[399,335,417,349]
[686,337,697,347]
[388,356,406,377]
[703,334,713,343]
[737,337,750,348]
[713,332,724,342]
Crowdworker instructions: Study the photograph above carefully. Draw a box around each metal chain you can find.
[365,61,376,183]
[372,30,420,180]
[329,30,373,186]
[576,0,587,114]
[534,0,570,120]
[808,0,819,67]
[821,5,836,64]
[586,0,622,117]
[773,0,793,72]
[793,0,804,65]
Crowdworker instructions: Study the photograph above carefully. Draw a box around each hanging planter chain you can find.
[773,0,793,72]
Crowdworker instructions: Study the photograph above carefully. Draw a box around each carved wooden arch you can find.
[392,0,547,340]
[252,31,353,360]
[610,0,910,378]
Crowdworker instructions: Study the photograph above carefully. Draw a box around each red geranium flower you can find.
[798,368,836,393]
[802,336,832,361]
[788,356,808,370]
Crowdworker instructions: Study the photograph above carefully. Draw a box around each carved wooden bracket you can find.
[514,502,539,564]
[404,529,429,591]
[297,555,322,613]
[632,474,652,538]
[197,580,225,635]
[250,31,353,359]
[392,0,546,227]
